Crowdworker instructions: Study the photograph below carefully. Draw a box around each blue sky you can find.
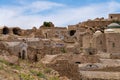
[0,0,120,29]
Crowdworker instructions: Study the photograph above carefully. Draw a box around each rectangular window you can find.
[112,43,115,48]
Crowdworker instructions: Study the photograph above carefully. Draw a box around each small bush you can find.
[11,65,21,70]
[49,76,59,80]
[0,65,4,70]
[30,70,46,79]
[0,59,9,65]
[37,72,46,79]
[19,73,34,80]
[43,22,51,27]
[44,68,52,73]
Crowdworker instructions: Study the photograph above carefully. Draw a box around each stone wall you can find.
[80,71,120,80]
[47,60,81,80]
[0,42,11,55]
[81,21,112,28]
[27,41,44,49]
[110,53,120,59]
[92,33,106,52]
[109,14,120,21]
[105,33,120,53]
[83,34,92,49]
[27,46,45,62]
[0,27,22,36]
[68,25,77,30]
[52,47,66,54]
[34,29,45,38]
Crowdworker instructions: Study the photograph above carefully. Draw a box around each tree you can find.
[43,22,51,27]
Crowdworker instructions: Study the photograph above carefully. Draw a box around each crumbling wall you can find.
[106,33,120,53]
[110,53,120,59]
[83,34,92,49]
[81,21,112,28]
[51,47,66,54]
[80,71,120,80]
[109,14,120,21]
[12,27,21,35]
[0,42,10,55]
[65,46,75,53]
[34,29,45,38]
[91,33,106,52]
[27,46,45,62]
[53,27,67,39]
[63,35,75,43]
[47,60,81,80]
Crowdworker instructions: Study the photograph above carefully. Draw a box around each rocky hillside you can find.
[0,55,69,80]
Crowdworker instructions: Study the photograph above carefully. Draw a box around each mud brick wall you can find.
[52,47,65,54]
[47,60,81,80]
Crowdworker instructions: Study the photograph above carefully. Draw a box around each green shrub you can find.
[30,70,36,75]
[0,59,9,65]
[37,72,46,79]
[30,70,46,79]
[49,76,59,80]
[11,65,21,70]
[0,65,4,70]
[43,22,51,27]
[44,68,52,73]
[19,73,34,80]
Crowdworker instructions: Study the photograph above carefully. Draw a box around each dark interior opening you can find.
[111,16,113,19]
[89,64,92,67]
[69,30,76,36]
[75,62,81,64]
[12,28,21,35]
[18,52,21,58]
[89,52,93,55]
[45,33,47,38]
[112,43,115,48]
[34,54,38,62]
[22,50,26,59]
[2,27,9,35]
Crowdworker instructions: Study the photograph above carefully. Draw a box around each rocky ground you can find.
[0,56,69,80]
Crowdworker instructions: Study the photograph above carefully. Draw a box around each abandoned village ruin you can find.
[0,13,120,80]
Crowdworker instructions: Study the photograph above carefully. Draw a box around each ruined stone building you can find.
[5,41,28,59]
[109,13,120,21]
[83,23,120,55]
[0,13,120,61]
[0,27,22,36]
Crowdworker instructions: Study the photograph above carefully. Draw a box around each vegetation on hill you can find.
[43,22,51,27]
[0,57,67,80]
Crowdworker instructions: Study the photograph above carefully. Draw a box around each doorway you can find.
[2,27,9,35]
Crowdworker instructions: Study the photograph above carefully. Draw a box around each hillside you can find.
[0,55,68,80]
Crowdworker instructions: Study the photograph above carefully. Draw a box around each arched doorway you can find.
[18,52,21,58]
[2,27,9,35]
[34,54,38,62]
[45,33,47,38]
[22,50,26,59]
[12,28,21,35]
[69,30,76,36]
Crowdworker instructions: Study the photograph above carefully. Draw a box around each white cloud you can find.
[0,1,120,29]
[28,1,65,13]
[0,1,65,29]
[43,1,120,27]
